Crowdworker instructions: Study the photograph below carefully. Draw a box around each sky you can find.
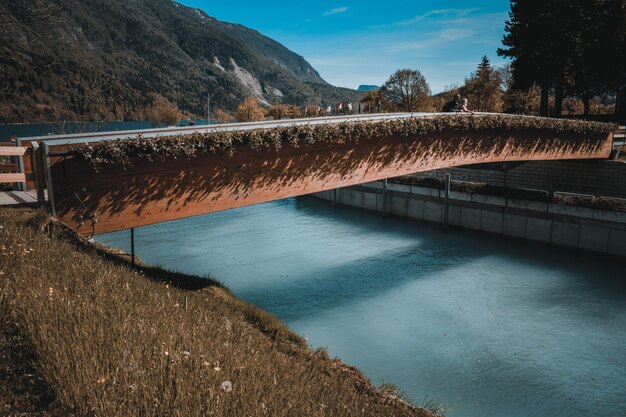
[178,0,511,93]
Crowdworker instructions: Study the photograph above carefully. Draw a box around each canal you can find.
[96,196,625,417]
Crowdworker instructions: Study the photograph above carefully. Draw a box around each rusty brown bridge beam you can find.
[38,113,613,236]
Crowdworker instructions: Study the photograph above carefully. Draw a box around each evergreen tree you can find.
[499,0,625,119]
[461,56,503,112]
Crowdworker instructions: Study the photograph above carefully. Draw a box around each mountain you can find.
[358,85,379,92]
[0,0,363,123]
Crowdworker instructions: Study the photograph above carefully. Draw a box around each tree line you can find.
[498,0,625,118]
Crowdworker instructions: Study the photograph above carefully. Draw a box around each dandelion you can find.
[221,380,233,392]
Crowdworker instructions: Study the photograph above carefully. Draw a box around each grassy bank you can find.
[0,208,439,417]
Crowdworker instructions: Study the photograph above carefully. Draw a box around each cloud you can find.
[323,7,348,16]
[388,28,476,52]
[370,8,481,29]
[399,8,480,25]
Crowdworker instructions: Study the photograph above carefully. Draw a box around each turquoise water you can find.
[97,196,626,417]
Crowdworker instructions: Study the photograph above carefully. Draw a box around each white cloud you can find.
[395,8,480,26]
[323,6,348,16]
[388,28,476,52]
[368,8,482,29]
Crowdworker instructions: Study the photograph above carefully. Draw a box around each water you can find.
[96,196,626,417]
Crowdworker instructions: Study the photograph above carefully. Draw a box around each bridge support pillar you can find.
[443,173,451,229]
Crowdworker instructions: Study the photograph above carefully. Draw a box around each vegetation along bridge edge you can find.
[28,113,614,236]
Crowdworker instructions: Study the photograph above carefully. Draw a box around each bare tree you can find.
[379,69,431,112]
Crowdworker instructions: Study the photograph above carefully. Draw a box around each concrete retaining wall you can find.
[315,182,626,258]
[413,159,626,199]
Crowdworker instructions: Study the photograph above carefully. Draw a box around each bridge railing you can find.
[0,143,26,189]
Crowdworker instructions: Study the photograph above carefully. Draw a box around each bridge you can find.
[10,113,615,236]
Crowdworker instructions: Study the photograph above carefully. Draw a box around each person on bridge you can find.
[442,94,461,112]
[460,98,473,113]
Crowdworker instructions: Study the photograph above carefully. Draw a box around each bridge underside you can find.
[46,128,612,235]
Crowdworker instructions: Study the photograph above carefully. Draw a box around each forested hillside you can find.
[0,0,362,123]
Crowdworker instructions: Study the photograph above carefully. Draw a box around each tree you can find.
[503,86,540,115]
[568,0,625,118]
[499,0,625,119]
[303,104,319,118]
[267,103,290,120]
[235,98,266,122]
[360,90,389,113]
[379,69,431,112]
[146,95,182,127]
[213,108,235,124]
[460,56,504,112]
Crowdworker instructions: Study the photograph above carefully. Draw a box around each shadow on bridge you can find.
[49,127,610,235]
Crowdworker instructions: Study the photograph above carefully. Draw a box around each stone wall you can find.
[314,181,626,258]
[411,159,626,199]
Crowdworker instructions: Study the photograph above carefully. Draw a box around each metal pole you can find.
[130,227,135,266]
[382,179,388,217]
[207,94,211,121]
[443,173,451,229]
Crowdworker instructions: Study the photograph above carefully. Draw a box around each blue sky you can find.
[178,1,511,93]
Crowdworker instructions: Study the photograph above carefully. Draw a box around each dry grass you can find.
[0,208,439,417]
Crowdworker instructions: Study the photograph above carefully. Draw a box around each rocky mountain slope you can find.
[0,0,362,122]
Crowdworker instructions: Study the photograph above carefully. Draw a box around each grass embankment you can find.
[391,176,626,212]
[0,208,439,417]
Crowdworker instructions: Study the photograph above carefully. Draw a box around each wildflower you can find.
[97,377,106,384]
[221,380,233,392]
[164,351,169,356]
[213,366,221,371]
